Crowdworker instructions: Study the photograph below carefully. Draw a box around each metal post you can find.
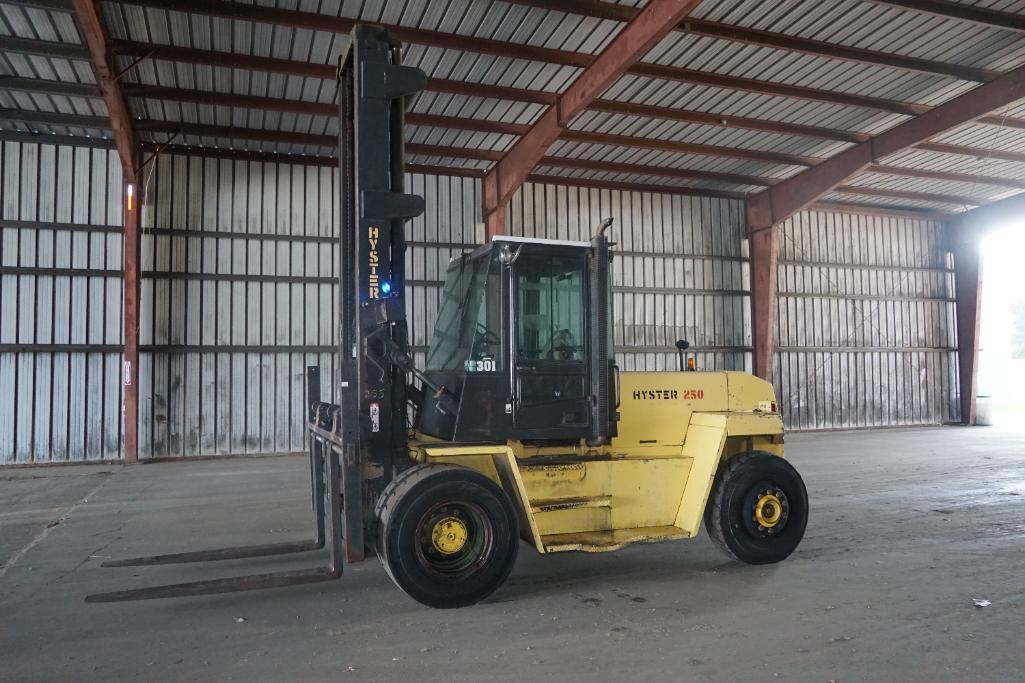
[953,230,983,425]
[123,176,140,463]
[747,196,778,383]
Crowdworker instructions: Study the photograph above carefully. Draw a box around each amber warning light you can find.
[126,183,135,212]
[687,357,696,371]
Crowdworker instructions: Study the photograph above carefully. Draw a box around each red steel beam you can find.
[407,164,486,180]
[833,185,987,207]
[806,200,951,220]
[587,99,870,143]
[483,0,703,237]
[107,41,877,143]
[560,129,819,167]
[74,2,138,177]
[124,83,337,116]
[114,39,336,78]
[136,119,336,147]
[0,72,874,145]
[525,173,746,200]
[115,0,592,67]
[135,123,1019,203]
[867,164,1025,190]
[538,156,775,188]
[407,113,528,137]
[138,142,955,217]
[14,100,1021,197]
[865,0,1025,33]
[72,0,142,464]
[103,40,1025,142]
[747,63,1025,229]
[506,0,1008,81]
[915,141,1025,165]
[980,115,1025,130]
[136,119,795,174]
[141,143,337,166]
[632,62,929,116]
[745,60,1025,383]
[109,1,930,116]
[140,76,870,145]
[679,19,997,82]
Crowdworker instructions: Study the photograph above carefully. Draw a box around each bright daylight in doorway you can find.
[979,225,1025,428]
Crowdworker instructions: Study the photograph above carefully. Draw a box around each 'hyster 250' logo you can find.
[368,226,380,299]
[632,389,705,400]
[633,389,678,400]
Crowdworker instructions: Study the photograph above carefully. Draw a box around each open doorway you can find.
[978,225,1025,428]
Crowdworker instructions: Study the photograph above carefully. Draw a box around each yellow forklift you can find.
[87,25,807,609]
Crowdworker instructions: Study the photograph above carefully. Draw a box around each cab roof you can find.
[491,235,591,248]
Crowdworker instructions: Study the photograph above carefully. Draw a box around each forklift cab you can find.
[418,235,616,444]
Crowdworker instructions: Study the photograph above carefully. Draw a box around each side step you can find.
[530,495,613,514]
[541,525,690,553]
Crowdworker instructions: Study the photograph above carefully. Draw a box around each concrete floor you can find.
[2,427,1024,683]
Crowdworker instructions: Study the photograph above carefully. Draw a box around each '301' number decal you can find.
[465,359,496,373]
[683,389,705,400]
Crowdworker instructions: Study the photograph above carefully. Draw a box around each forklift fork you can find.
[85,368,353,603]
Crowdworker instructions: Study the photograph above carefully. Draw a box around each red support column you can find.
[74,0,143,461]
[953,227,983,425]
[747,194,778,383]
[483,170,505,239]
[123,177,141,462]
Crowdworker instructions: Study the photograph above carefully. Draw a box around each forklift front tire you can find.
[704,452,808,565]
[376,464,519,609]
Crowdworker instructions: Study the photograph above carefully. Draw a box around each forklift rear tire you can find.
[376,464,519,609]
[704,452,808,565]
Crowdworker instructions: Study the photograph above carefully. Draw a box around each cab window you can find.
[517,256,585,361]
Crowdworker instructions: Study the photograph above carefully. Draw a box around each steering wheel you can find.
[476,323,500,346]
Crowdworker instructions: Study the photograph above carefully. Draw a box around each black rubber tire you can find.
[704,451,808,565]
[375,464,519,609]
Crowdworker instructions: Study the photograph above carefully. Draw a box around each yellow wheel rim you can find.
[431,517,469,555]
[754,493,784,528]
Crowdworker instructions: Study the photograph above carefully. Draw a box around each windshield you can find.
[425,253,502,372]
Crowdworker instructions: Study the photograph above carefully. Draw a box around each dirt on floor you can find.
[2,426,1024,682]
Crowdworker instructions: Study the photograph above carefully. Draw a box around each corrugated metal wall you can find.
[0,140,124,465]
[137,154,338,459]
[775,209,959,430]
[0,142,964,465]
[506,182,752,373]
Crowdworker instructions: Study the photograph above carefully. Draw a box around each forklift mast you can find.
[337,25,427,556]
[85,25,626,606]
[83,26,430,603]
